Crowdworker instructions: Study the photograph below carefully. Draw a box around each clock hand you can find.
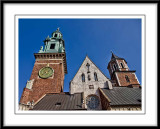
[41,71,47,75]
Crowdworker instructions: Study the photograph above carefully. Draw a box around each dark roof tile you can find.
[31,92,84,110]
[101,87,141,106]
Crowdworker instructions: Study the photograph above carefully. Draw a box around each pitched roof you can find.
[111,52,126,61]
[70,55,110,82]
[100,87,141,106]
[111,52,120,59]
[31,92,84,110]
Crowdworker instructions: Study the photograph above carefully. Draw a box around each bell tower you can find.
[19,28,67,110]
[107,52,140,87]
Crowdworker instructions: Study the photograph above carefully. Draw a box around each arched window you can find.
[113,64,117,71]
[125,75,130,82]
[94,72,98,81]
[82,73,85,82]
[120,62,124,68]
[54,33,57,37]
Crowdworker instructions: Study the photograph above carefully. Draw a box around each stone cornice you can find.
[34,53,67,74]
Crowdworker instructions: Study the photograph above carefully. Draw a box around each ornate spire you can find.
[111,51,120,60]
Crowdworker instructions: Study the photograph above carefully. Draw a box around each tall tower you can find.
[19,28,67,110]
[107,52,140,87]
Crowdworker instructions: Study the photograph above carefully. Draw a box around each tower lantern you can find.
[40,28,65,53]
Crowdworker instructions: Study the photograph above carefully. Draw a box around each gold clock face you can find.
[39,67,53,79]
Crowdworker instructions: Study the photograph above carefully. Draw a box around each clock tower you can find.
[19,28,67,110]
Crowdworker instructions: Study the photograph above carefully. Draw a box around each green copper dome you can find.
[38,28,65,53]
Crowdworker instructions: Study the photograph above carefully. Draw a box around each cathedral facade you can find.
[19,28,141,111]
[69,55,113,110]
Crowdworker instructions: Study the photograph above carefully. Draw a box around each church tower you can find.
[19,28,67,110]
[107,52,140,87]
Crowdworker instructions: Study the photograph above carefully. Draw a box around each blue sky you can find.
[19,18,141,101]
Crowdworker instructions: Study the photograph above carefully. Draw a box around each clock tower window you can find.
[50,44,55,49]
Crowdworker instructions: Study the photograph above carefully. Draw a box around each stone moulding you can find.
[34,53,67,74]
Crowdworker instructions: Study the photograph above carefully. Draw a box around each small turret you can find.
[107,51,140,87]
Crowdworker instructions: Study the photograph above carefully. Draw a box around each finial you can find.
[110,50,113,54]
[46,35,50,40]
[38,46,43,53]
[57,27,60,31]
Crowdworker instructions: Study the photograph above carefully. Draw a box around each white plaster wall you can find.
[70,56,112,110]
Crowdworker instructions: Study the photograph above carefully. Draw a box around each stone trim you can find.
[36,59,63,61]
[98,88,111,103]
[36,63,61,64]
[33,94,47,106]
[134,73,140,84]
[116,59,120,69]
[115,72,121,86]
[34,53,67,74]
[85,94,102,110]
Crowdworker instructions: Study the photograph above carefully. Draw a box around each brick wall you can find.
[19,88,31,104]
[116,72,140,86]
[20,58,65,105]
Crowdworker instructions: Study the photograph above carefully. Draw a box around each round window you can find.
[86,95,100,110]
